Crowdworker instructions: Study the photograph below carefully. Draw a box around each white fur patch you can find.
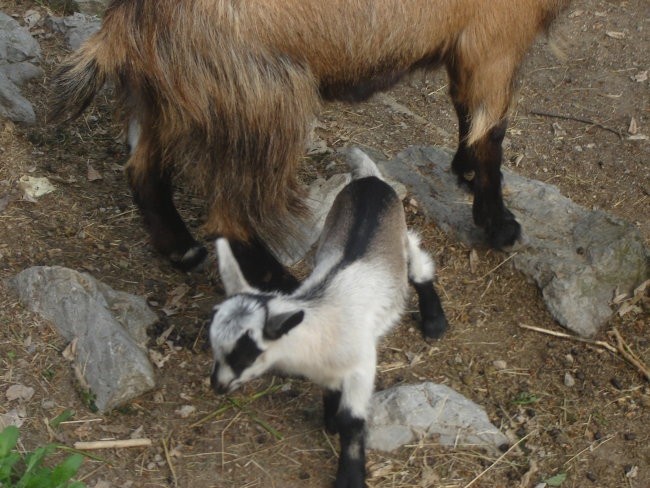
[406,231,435,283]
[127,118,141,155]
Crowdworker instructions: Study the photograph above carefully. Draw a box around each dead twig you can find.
[480,252,518,281]
[162,435,179,488]
[518,324,650,381]
[609,328,650,382]
[463,430,535,488]
[529,109,622,139]
[73,438,152,450]
[518,323,617,353]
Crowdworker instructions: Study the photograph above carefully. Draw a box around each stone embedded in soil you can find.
[366,382,508,453]
[46,13,102,51]
[564,372,576,387]
[0,11,42,125]
[8,266,157,412]
[376,146,650,338]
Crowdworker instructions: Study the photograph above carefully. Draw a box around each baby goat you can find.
[209,149,447,488]
[50,0,572,290]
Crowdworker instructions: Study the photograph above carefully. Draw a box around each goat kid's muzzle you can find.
[210,364,237,395]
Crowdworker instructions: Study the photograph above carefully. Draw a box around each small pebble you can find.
[624,465,638,478]
[586,472,597,482]
[493,360,507,370]
[564,372,576,387]
[611,378,623,390]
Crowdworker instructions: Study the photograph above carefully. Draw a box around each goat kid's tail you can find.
[347,148,384,181]
[406,231,435,284]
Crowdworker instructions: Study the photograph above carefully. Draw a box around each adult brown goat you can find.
[50,0,571,292]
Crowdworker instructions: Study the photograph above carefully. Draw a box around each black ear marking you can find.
[263,310,305,340]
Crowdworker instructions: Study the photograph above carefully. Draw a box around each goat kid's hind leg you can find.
[127,124,207,271]
[228,236,300,293]
[406,232,447,339]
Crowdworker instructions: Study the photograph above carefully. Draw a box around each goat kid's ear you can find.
[263,310,304,341]
[216,238,253,296]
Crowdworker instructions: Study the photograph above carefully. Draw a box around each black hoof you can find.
[335,467,365,488]
[456,173,475,194]
[170,245,208,272]
[421,315,448,340]
[486,216,521,250]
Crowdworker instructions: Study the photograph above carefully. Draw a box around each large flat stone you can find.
[9,266,157,412]
[367,383,508,453]
[378,146,650,337]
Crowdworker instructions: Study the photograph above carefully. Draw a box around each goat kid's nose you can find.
[210,367,228,394]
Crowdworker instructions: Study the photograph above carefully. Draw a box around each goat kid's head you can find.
[209,239,304,394]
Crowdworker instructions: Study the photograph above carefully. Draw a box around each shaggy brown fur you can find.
[50,0,571,258]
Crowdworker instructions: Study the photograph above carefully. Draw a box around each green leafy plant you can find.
[512,391,540,405]
[0,425,86,488]
[544,472,567,486]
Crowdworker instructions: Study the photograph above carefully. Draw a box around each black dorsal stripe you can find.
[341,177,397,264]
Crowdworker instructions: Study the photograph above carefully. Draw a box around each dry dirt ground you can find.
[0,1,649,487]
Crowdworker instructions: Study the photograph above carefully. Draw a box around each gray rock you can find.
[0,61,42,87]
[9,266,157,412]
[0,70,35,124]
[0,12,41,63]
[367,383,508,453]
[379,146,650,337]
[0,12,41,124]
[47,13,101,51]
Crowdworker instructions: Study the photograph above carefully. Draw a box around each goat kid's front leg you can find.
[324,389,342,434]
[333,369,375,488]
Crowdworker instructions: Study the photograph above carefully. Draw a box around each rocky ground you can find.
[0,1,649,487]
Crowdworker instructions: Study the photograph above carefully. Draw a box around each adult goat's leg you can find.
[227,237,300,293]
[446,57,521,249]
[469,121,521,249]
[127,125,206,270]
[447,72,475,191]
